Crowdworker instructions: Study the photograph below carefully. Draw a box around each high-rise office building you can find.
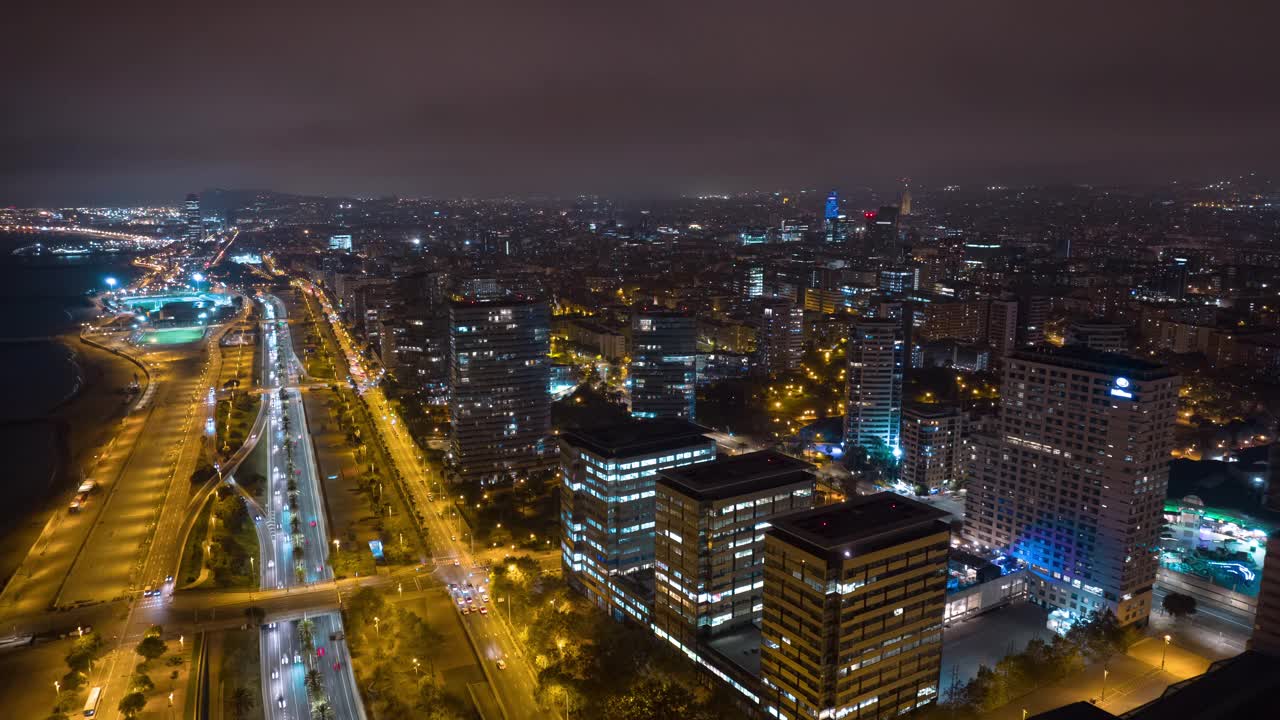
[653,451,815,654]
[865,206,901,260]
[761,494,950,720]
[184,193,202,243]
[878,268,918,295]
[449,297,552,484]
[823,190,841,243]
[844,319,904,456]
[560,419,716,623]
[900,404,964,493]
[630,309,697,420]
[986,298,1019,358]
[1066,321,1130,354]
[329,233,354,251]
[757,301,804,376]
[737,265,766,298]
[964,346,1179,627]
[824,190,840,222]
[1018,294,1051,346]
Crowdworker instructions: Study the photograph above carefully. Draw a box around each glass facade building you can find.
[559,420,716,623]
[448,297,552,484]
[630,309,698,420]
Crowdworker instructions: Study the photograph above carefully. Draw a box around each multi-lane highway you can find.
[260,611,364,720]
[251,293,363,720]
[258,294,332,591]
[301,280,551,720]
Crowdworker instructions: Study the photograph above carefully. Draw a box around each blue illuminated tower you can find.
[824,189,843,243]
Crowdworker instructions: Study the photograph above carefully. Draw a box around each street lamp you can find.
[373,616,381,636]
[1101,667,1109,702]
[411,657,421,677]
[1162,635,1171,670]
[54,680,59,697]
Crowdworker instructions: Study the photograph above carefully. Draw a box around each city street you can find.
[303,280,552,720]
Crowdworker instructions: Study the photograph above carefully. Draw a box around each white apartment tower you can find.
[964,346,1179,628]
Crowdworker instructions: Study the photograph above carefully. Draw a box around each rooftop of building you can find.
[904,402,963,419]
[657,450,812,502]
[1067,319,1129,329]
[560,418,712,459]
[851,317,902,327]
[768,493,950,562]
[449,294,543,308]
[1008,344,1176,380]
[632,307,693,318]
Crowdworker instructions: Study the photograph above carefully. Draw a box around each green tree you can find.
[299,618,316,653]
[1163,592,1197,619]
[230,686,254,719]
[118,692,147,717]
[312,701,335,720]
[134,635,166,662]
[129,672,155,694]
[603,677,715,720]
[304,668,324,698]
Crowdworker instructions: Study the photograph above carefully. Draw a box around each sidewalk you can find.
[983,633,1214,719]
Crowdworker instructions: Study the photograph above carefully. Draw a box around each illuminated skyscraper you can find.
[844,319,904,457]
[824,189,839,221]
[760,494,949,720]
[757,301,804,375]
[964,346,1179,628]
[653,451,815,654]
[184,193,202,243]
[630,309,697,420]
[900,404,964,493]
[449,296,552,484]
[560,419,716,622]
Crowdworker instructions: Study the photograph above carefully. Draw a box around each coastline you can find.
[0,330,142,586]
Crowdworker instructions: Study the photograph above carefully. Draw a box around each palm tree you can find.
[230,686,254,719]
[304,668,324,698]
[312,701,335,720]
[298,618,316,653]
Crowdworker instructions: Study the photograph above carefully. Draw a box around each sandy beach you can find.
[0,330,142,586]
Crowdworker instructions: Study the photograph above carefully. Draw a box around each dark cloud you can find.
[2,1,1277,204]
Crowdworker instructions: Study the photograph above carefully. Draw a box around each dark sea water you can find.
[0,232,140,517]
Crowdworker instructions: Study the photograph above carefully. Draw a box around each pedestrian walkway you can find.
[982,632,1215,719]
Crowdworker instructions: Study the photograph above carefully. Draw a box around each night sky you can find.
[3,1,1277,205]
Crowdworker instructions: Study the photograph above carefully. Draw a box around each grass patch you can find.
[215,392,261,456]
[220,628,262,720]
[179,499,214,586]
[203,487,261,589]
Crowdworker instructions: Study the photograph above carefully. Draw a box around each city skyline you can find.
[4,2,1280,205]
[3,3,1280,718]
